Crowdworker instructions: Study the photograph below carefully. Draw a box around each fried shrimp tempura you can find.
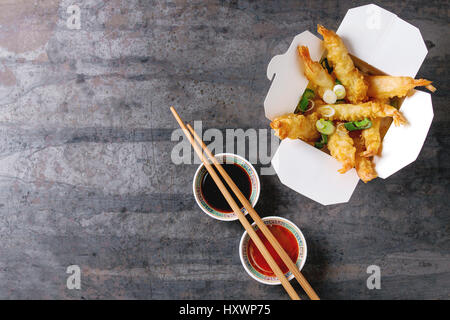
[317,25,368,104]
[354,136,378,183]
[297,46,335,99]
[270,112,320,141]
[328,125,356,174]
[361,118,381,157]
[366,75,436,99]
[317,101,407,126]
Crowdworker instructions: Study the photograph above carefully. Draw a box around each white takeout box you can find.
[264,4,433,205]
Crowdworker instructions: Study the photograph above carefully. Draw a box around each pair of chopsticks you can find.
[170,106,319,300]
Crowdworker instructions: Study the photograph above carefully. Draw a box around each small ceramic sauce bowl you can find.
[239,216,307,285]
[192,153,260,221]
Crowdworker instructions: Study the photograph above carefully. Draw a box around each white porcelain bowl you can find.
[192,153,260,221]
[239,216,307,285]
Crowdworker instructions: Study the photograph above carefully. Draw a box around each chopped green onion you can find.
[344,118,372,131]
[320,57,333,73]
[295,88,315,113]
[323,89,337,104]
[315,119,335,135]
[314,133,328,149]
[335,79,342,85]
[321,133,328,144]
[333,84,346,99]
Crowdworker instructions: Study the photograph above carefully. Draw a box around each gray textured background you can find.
[0,0,448,299]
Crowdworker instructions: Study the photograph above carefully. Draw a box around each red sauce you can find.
[247,224,299,277]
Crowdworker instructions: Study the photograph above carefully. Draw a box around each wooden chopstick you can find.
[170,106,301,300]
[186,124,320,300]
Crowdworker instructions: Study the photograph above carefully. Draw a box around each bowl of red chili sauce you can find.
[239,216,307,285]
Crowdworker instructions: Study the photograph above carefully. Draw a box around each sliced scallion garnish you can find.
[333,84,346,99]
[344,118,372,131]
[315,119,335,135]
[295,88,315,113]
[314,133,328,149]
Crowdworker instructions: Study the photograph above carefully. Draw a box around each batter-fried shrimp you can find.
[297,45,335,99]
[366,75,436,99]
[313,99,325,108]
[372,97,389,105]
[328,124,356,174]
[361,118,381,157]
[317,25,368,103]
[317,101,407,126]
[354,136,378,183]
[270,112,320,141]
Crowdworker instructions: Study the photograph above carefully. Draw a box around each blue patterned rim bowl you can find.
[192,153,260,221]
[239,216,307,285]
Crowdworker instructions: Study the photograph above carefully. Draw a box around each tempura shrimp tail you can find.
[415,79,437,93]
[426,84,437,93]
[328,125,356,174]
[414,79,433,87]
[378,103,407,126]
[297,45,335,98]
[408,79,437,93]
[338,159,354,174]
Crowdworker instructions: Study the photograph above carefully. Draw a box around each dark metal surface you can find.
[0,0,448,299]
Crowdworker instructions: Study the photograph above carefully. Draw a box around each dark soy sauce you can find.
[200,163,252,213]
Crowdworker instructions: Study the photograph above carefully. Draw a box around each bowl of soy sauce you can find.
[192,153,260,221]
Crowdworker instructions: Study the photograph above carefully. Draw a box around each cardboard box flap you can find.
[374,90,433,178]
[336,4,427,77]
[264,31,323,120]
[272,139,360,205]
